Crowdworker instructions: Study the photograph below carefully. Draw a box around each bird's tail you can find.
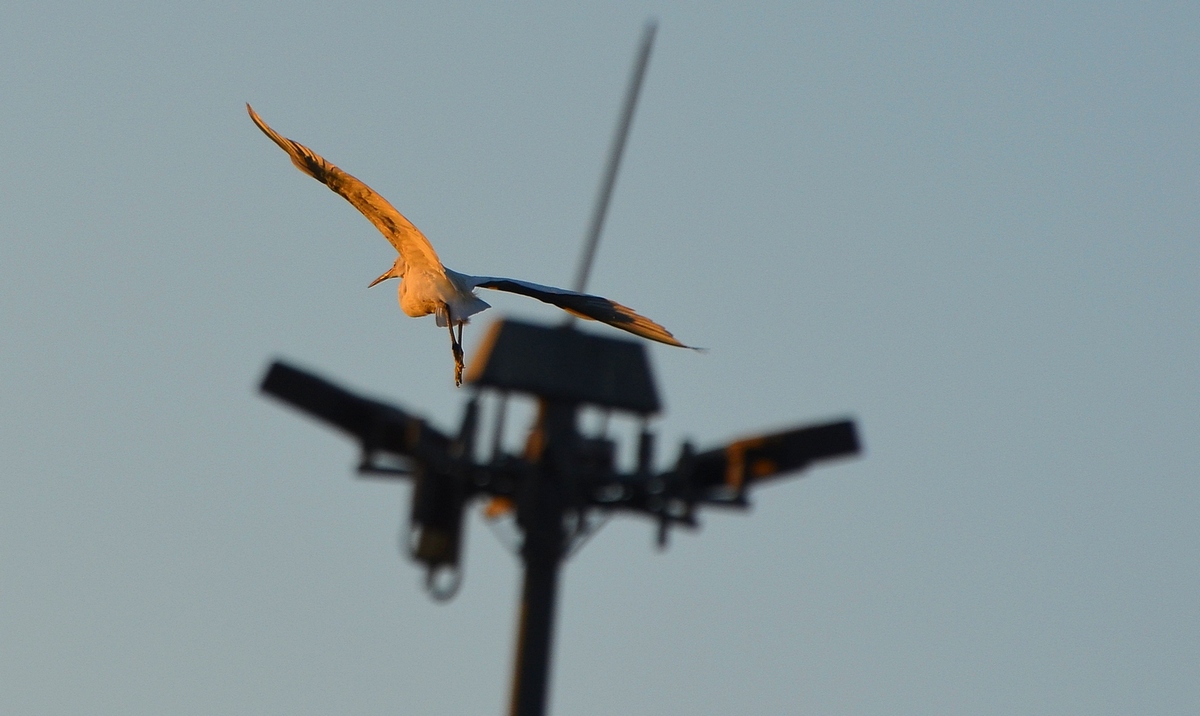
[435,295,490,327]
[438,269,491,326]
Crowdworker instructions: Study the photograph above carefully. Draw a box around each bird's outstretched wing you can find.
[247,104,442,273]
[469,276,691,348]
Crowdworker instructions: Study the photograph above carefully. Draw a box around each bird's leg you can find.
[453,327,464,385]
[446,311,464,387]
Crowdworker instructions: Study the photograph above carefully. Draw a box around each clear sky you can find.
[1,2,1197,714]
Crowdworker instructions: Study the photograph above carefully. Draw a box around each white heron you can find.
[248,105,691,385]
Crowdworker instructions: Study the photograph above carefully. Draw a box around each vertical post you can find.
[508,400,575,716]
[508,536,562,716]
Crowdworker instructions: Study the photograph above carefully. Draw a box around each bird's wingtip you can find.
[246,104,283,146]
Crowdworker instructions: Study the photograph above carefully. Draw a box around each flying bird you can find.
[247,104,691,385]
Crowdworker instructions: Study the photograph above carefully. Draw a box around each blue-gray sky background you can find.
[1,2,1196,714]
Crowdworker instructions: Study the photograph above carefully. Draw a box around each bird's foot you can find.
[452,344,465,387]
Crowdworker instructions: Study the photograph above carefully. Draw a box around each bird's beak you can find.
[368,270,394,288]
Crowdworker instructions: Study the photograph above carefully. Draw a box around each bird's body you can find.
[399,267,489,325]
[247,104,690,384]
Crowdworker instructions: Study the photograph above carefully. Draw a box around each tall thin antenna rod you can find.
[570,20,657,297]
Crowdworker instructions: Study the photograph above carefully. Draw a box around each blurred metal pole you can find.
[571,20,657,297]
[507,540,562,716]
[507,400,575,716]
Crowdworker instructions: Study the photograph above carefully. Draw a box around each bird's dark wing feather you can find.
[471,276,690,348]
[247,104,442,273]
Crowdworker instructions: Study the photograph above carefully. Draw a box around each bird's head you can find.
[369,256,405,288]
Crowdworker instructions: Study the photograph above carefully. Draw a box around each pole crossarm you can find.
[261,361,453,471]
[259,356,860,533]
